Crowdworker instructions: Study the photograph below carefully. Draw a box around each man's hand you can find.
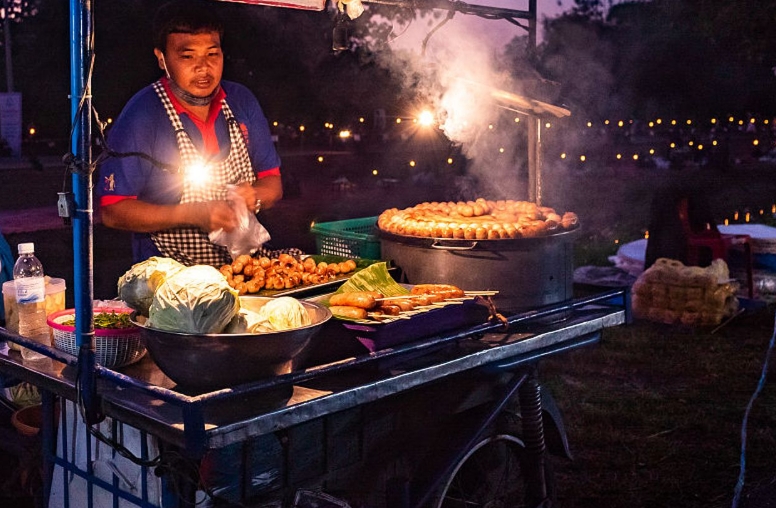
[232,176,283,213]
[202,200,239,232]
[232,182,258,212]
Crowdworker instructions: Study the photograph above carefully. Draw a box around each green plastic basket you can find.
[310,217,381,259]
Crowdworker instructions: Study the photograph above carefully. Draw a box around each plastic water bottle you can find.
[13,243,49,363]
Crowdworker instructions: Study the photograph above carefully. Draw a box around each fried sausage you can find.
[329,306,368,320]
[410,284,465,299]
[329,291,377,309]
[392,299,416,311]
[374,304,401,315]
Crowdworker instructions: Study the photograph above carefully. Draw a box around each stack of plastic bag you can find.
[632,257,739,326]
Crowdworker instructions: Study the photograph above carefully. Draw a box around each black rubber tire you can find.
[431,434,556,508]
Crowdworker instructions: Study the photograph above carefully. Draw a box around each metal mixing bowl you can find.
[131,297,331,392]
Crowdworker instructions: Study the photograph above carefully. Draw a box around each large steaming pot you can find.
[380,227,580,312]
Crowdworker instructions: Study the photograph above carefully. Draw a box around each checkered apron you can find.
[150,80,256,267]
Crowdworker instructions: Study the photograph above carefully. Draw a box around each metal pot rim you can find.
[378,225,581,249]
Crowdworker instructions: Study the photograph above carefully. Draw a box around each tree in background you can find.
[532,0,776,122]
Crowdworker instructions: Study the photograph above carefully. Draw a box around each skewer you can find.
[464,290,499,296]
[368,312,412,320]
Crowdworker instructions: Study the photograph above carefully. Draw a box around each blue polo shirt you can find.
[97,79,280,261]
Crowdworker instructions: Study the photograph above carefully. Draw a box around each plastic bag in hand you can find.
[209,185,271,259]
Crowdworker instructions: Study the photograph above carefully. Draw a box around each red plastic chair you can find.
[678,198,754,298]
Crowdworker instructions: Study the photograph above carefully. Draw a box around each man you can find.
[98,0,282,267]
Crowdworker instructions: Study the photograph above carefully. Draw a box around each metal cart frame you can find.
[1,288,630,507]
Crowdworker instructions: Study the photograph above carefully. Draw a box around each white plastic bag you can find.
[209,185,271,259]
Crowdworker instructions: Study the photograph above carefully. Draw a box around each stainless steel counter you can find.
[0,289,629,454]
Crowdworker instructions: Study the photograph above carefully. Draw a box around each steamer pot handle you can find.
[430,240,478,251]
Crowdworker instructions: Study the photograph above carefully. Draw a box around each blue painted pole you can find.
[69,0,100,423]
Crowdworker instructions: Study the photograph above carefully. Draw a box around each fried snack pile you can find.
[632,258,739,326]
[220,254,357,295]
[377,198,578,240]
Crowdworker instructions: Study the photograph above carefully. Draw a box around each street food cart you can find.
[0,288,630,507]
[0,1,632,507]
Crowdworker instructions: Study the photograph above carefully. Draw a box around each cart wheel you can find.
[431,434,555,508]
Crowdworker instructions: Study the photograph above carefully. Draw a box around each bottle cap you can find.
[18,242,35,255]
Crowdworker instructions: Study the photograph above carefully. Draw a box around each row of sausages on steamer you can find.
[328,284,470,320]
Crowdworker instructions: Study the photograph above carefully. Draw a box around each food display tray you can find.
[251,256,399,299]
[345,299,490,351]
[307,293,491,354]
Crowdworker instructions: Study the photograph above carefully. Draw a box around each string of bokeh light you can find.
[260,109,776,173]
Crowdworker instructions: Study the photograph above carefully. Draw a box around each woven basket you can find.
[47,308,146,368]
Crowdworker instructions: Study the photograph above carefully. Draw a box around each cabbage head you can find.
[223,297,310,334]
[257,297,311,331]
[117,257,185,316]
[147,265,240,334]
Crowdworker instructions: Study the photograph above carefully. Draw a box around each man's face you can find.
[154,31,223,98]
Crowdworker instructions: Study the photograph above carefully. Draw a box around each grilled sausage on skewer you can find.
[329,291,378,310]
[329,306,368,320]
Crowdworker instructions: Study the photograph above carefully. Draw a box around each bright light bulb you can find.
[186,161,210,186]
[418,111,434,127]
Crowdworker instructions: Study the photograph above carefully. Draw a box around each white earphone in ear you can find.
[160,54,171,79]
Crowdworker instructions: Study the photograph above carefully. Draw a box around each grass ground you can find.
[543,303,776,508]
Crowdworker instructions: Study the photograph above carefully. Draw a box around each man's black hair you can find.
[152,0,225,52]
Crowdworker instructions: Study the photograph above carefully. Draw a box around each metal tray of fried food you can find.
[247,256,400,299]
